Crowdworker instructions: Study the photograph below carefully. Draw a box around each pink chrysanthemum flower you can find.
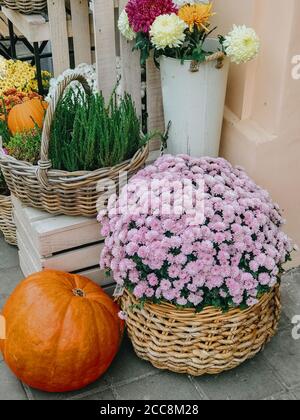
[125,0,178,34]
[99,155,293,311]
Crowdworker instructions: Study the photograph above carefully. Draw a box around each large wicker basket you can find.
[120,287,281,376]
[0,73,149,217]
[0,194,17,246]
[0,0,47,14]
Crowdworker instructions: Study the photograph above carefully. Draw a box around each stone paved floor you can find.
[0,235,300,401]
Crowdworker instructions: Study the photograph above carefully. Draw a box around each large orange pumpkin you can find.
[7,98,48,135]
[0,270,124,393]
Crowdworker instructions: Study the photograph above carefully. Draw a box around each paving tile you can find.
[193,353,284,400]
[0,239,19,270]
[75,388,115,400]
[26,373,111,401]
[278,310,292,331]
[263,392,295,400]
[281,269,300,321]
[106,334,157,386]
[115,371,201,401]
[0,266,24,296]
[0,293,8,309]
[261,328,300,388]
[24,337,139,401]
[0,361,27,400]
[291,386,300,400]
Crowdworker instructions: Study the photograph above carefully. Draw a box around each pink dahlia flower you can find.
[125,0,178,34]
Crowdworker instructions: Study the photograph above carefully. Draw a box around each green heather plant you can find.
[6,127,41,165]
[0,118,10,146]
[50,88,149,172]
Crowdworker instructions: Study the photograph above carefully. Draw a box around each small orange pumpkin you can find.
[7,98,48,135]
[0,270,124,393]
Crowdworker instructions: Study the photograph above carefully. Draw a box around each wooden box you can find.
[12,196,115,292]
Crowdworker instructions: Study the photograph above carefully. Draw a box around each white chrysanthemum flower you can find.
[150,14,187,50]
[46,63,98,102]
[223,25,260,64]
[118,9,136,41]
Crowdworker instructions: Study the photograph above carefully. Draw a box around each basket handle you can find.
[37,73,92,189]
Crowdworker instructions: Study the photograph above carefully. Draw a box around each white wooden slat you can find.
[32,218,101,256]
[19,250,39,277]
[40,242,103,274]
[0,10,22,37]
[118,0,142,116]
[13,196,102,257]
[1,7,47,42]
[12,195,46,223]
[17,225,103,274]
[47,0,70,76]
[1,5,76,43]
[14,210,102,259]
[19,247,114,291]
[93,0,118,101]
[146,60,165,151]
[15,213,42,259]
[70,0,92,66]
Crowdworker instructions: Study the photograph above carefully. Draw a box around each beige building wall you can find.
[212,0,300,267]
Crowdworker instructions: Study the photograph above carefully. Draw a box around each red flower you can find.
[125,0,178,34]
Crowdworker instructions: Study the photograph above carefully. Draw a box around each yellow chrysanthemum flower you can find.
[0,59,51,96]
[178,3,214,32]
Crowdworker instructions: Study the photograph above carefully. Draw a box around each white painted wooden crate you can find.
[12,196,114,290]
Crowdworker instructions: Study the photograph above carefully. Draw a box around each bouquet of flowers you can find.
[118,0,260,65]
[99,155,294,312]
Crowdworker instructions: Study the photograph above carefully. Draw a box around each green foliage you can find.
[0,115,11,196]
[50,88,148,172]
[6,127,41,165]
[0,118,10,145]
[136,25,221,67]
[133,33,152,65]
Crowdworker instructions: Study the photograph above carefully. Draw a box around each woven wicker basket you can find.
[0,73,149,217]
[0,194,17,246]
[120,286,281,376]
[0,0,47,14]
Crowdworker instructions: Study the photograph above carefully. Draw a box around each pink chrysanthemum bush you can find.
[99,155,293,312]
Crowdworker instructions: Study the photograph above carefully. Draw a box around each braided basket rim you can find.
[121,285,280,319]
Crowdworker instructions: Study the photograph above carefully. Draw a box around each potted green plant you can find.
[0,74,154,217]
